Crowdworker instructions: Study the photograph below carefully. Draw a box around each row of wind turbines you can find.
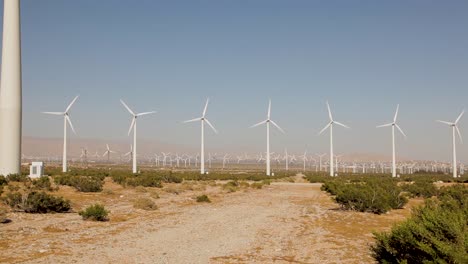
[41,96,465,178]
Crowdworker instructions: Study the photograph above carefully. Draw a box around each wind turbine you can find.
[42,95,79,172]
[318,101,350,177]
[124,145,133,162]
[377,105,407,177]
[120,99,156,174]
[251,100,285,176]
[102,144,116,163]
[183,98,218,174]
[437,110,464,178]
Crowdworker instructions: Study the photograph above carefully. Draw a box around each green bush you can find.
[196,194,211,203]
[4,191,71,213]
[0,175,7,186]
[73,177,103,192]
[79,204,109,221]
[321,177,408,214]
[126,175,162,188]
[32,176,56,191]
[6,174,29,182]
[371,185,468,263]
[23,191,71,213]
[53,175,103,192]
[401,180,437,198]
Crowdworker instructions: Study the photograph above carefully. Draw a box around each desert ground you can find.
[0,175,421,264]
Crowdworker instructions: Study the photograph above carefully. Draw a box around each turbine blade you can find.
[202,98,209,117]
[395,124,407,138]
[270,120,285,133]
[456,126,463,144]
[318,122,331,135]
[268,99,271,119]
[455,110,465,124]
[436,120,453,126]
[393,104,399,122]
[120,99,135,116]
[42,112,64,115]
[250,120,267,128]
[106,144,110,150]
[136,111,156,117]
[128,117,136,136]
[183,117,202,123]
[377,123,393,128]
[65,95,79,113]
[205,119,218,134]
[326,101,333,121]
[102,151,109,157]
[334,121,350,129]
[66,116,76,134]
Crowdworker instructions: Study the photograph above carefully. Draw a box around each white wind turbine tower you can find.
[183,98,218,174]
[437,110,464,178]
[377,105,407,177]
[318,101,350,177]
[42,95,79,172]
[251,99,285,176]
[120,99,156,174]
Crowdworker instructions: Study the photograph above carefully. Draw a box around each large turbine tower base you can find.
[0,0,22,176]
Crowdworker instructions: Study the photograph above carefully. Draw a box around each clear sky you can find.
[1,0,467,161]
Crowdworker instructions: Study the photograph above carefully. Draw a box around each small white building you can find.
[29,162,44,178]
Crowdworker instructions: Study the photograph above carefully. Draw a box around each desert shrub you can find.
[196,194,211,203]
[6,173,29,182]
[0,207,8,223]
[0,185,3,196]
[401,180,437,198]
[321,177,408,214]
[73,177,103,192]
[3,192,23,209]
[222,181,240,192]
[53,175,103,192]
[79,204,109,221]
[239,181,250,188]
[32,176,56,191]
[250,182,264,189]
[371,185,468,263]
[0,175,7,186]
[126,175,162,188]
[4,191,71,213]
[23,192,71,213]
[133,198,158,210]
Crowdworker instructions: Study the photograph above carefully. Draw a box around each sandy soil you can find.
[0,177,421,264]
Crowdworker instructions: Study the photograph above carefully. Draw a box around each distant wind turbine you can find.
[251,99,285,176]
[377,104,407,177]
[436,110,464,178]
[42,95,79,172]
[102,144,116,163]
[120,99,156,173]
[183,98,218,174]
[318,101,350,177]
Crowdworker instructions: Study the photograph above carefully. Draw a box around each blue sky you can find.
[1,0,467,161]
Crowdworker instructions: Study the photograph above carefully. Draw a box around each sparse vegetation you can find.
[371,184,468,263]
[133,198,158,210]
[32,176,57,192]
[196,194,211,203]
[79,204,109,221]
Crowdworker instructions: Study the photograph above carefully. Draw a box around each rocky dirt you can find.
[0,178,420,263]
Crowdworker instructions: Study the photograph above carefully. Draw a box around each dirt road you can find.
[1,180,416,263]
